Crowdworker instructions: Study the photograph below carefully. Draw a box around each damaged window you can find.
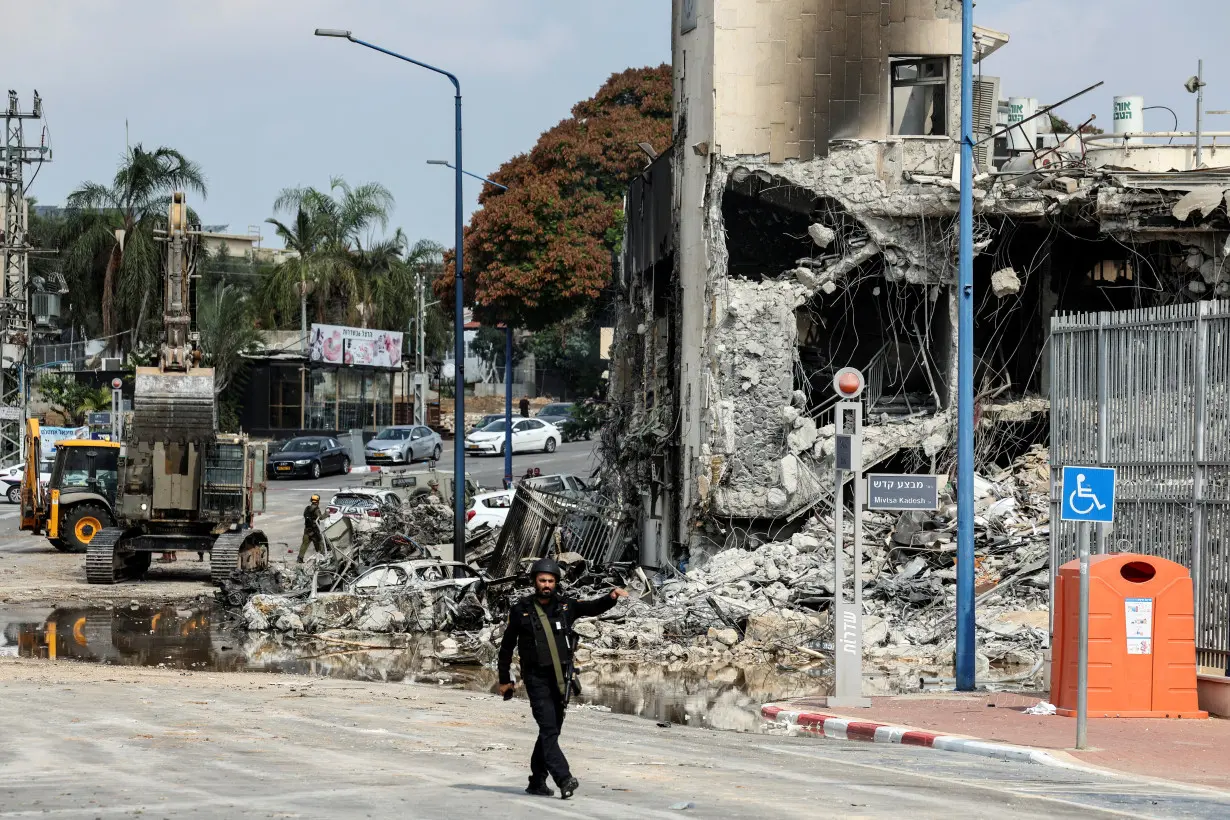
[891,58,948,137]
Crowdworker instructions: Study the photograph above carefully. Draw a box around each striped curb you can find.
[761,703,1067,768]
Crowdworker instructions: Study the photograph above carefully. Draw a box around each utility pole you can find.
[414,270,426,425]
[1,91,50,468]
[1188,60,1206,169]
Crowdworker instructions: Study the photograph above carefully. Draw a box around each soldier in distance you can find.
[297,494,326,562]
[497,556,628,799]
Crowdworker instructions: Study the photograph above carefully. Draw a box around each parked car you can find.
[466,489,514,532]
[267,436,350,480]
[464,418,560,456]
[0,460,52,504]
[536,403,573,430]
[327,489,402,523]
[364,425,443,465]
[519,473,592,497]
[470,414,505,433]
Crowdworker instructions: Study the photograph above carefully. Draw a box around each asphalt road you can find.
[1,660,1226,819]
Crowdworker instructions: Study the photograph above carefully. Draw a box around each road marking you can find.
[0,512,17,520]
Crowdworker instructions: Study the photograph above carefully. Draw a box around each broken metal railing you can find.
[488,485,628,578]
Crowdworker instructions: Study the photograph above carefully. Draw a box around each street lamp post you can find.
[425,160,513,486]
[316,28,467,564]
[955,0,976,691]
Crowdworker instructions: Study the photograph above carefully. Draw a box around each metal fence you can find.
[1050,300,1230,670]
[488,485,628,578]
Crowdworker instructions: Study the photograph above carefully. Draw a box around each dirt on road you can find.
[0,541,214,606]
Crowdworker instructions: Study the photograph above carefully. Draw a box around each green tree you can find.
[527,312,604,399]
[444,65,672,330]
[199,282,263,432]
[263,177,395,327]
[62,145,207,347]
[36,374,111,425]
[470,325,524,374]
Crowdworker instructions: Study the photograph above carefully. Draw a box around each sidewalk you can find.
[763,691,1230,791]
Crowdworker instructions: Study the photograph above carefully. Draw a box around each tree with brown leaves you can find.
[445,65,672,330]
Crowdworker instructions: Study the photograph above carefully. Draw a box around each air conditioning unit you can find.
[101,357,123,372]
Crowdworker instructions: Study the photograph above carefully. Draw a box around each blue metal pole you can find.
[955,0,977,691]
[324,33,467,564]
[504,325,513,488]
[452,91,466,564]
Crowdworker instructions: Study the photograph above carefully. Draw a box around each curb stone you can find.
[761,703,1073,768]
[763,701,1230,797]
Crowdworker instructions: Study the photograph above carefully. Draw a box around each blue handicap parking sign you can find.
[1061,466,1116,523]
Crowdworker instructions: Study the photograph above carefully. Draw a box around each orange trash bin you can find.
[1051,553,1207,719]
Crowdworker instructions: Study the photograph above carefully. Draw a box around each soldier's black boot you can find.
[558,776,579,800]
[525,779,553,797]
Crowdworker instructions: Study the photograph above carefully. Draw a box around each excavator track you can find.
[85,527,128,585]
[210,530,269,585]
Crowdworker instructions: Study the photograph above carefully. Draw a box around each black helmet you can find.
[529,557,561,579]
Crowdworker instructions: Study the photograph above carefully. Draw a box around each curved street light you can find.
[316,28,468,565]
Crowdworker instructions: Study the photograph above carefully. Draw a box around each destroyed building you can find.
[609,0,1230,565]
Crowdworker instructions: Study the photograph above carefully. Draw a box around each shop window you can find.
[891,57,948,136]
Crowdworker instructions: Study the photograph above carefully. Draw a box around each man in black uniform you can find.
[497,557,628,799]
[297,494,326,562]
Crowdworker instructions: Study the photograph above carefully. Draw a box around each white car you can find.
[464,418,560,456]
[350,560,485,596]
[466,490,513,532]
[326,489,402,532]
[0,461,52,504]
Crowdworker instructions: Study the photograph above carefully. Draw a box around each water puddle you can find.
[1,603,830,731]
[2,603,1038,731]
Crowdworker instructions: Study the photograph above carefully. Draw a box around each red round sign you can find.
[832,367,865,399]
[111,378,122,389]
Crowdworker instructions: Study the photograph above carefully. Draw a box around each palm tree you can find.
[264,177,396,328]
[354,229,408,327]
[62,145,207,347]
[263,204,324,334]
[199,283,263,396]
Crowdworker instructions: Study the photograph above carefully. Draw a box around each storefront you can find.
[239,324,410,437]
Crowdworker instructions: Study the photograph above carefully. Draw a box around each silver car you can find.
[364,425,443,465]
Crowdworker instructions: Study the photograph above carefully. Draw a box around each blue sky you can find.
[4,1,1227,248]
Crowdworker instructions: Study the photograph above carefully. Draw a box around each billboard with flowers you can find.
[308,324,404,369]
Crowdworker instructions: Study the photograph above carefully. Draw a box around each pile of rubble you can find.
[565,445,1051,688]
[223,445,1053,691]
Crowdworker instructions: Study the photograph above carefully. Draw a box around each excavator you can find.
[83,193,269,584]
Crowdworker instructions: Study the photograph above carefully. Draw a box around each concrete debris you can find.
[584,444,1052,686]
[990,267,1021,298]
[807,223,836,248]
[1171,186,1227,222]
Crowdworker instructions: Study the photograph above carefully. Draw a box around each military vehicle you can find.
[19,420,121,553]
[86,193,269,584]
[361,464,478,506]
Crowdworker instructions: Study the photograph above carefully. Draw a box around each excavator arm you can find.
[132,192,215,443]
[19,418,43,532]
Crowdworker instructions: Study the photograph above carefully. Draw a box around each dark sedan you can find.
[267,436,351,480]
[536,402,589,442]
